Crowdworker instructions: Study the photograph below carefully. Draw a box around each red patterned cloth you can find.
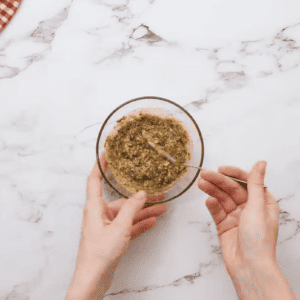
[0,0,23,33]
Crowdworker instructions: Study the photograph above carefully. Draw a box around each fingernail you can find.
[135,191,147,201]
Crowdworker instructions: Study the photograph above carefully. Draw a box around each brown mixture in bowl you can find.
[104,112,191,194]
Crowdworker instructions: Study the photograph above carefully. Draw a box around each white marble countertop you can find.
[1,0,300,299]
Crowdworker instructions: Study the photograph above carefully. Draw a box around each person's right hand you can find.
[197,161,280,277]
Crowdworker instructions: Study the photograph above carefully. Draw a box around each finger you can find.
[247,161,267,213]
[146,194,165,202]
[108,198,126,208]
[133,204,167,224]
[86,162,106,215]
[85,154,109,216]
[86,153,107,198]
[87,162,102,197]
[218,166,249,182]
[265,188,277,206]
[265,188,280,245]
[113,191,148,230]
[265,189,280,220]
[98,152,109,180]
[205,196,227,225]
[108,195,165,215]
[108,200,167,223]
[107,199,126,222]
[198,178,237,213]
[130,217,157,240]
[200,169,248,205]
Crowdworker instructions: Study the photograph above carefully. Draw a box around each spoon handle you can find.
[147,140,266,190]
[182,163,267,190]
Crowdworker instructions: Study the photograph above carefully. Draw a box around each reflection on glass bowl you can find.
[96,96,204,206]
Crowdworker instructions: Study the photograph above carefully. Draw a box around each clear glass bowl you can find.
[96,96,204,205]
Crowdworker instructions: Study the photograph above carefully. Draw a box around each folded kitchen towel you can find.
[0,0,23,33]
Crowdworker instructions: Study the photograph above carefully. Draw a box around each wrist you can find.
[231,260,296,300]
[66,264,107,300]
[232,258,277,278]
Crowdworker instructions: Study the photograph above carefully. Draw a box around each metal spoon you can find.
[147,141,266,190]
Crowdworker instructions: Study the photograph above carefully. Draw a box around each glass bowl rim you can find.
[96,96,205,206]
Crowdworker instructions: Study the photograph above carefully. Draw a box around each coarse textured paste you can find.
[104,110,191,194]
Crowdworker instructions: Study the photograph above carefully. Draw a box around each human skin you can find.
[66,157,297,300]
[198,161,297,299]
[65,153,167,300]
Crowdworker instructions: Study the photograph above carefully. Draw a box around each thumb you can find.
[246,160,267,213]
[113,191,147,229]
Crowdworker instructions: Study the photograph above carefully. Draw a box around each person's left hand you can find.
[66,153,167,300]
